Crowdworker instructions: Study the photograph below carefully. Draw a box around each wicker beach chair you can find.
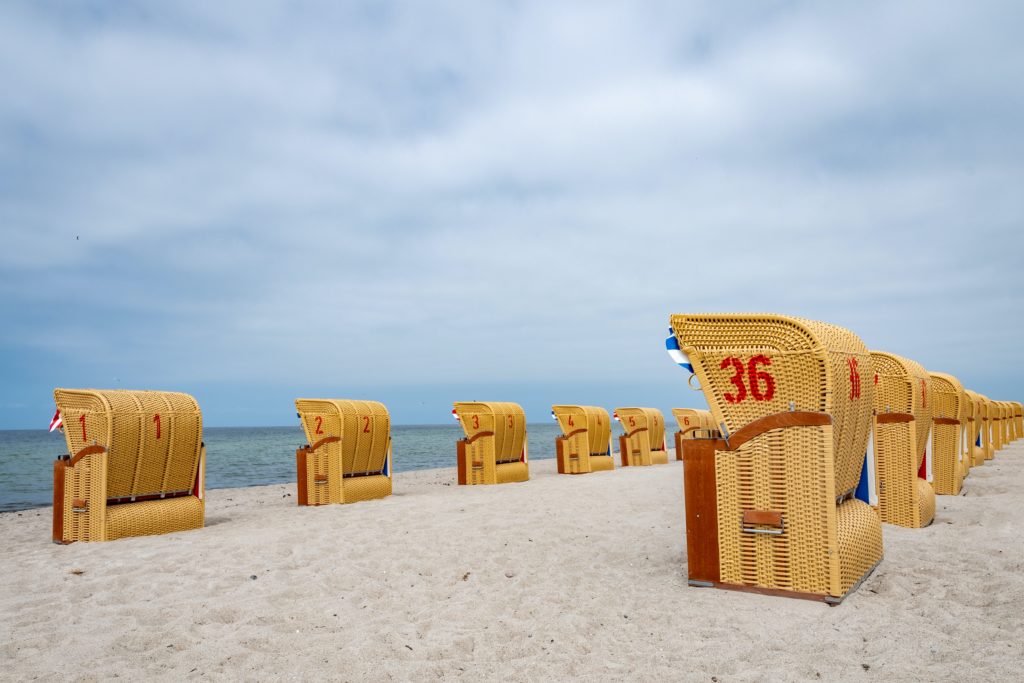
[870,351,935,528]
[974,393,991,462]
[1014,402,1023,441]
[614,408,668,466]
[671,408,720,461]
[294,399,392,506]
[964,390,986,466]
[671,314,882,603]
[453,402,529,485]
[551,405,614,474]
[51,388,205,543]
[928,372,967,496]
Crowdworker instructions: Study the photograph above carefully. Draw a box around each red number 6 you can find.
[748,355,775,401]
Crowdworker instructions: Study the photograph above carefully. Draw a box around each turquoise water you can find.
[0,422,609,512]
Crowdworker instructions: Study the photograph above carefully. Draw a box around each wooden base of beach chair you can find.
[680,413,883,604]
[589,455,614,472]
[651,449,669,465]
[555,433,589,474]
[53,444,205,543]
[296,438,392,505]
[457,440,529,485]
[619,434,652,467]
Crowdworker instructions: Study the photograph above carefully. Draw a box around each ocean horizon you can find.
[0,422,628,513]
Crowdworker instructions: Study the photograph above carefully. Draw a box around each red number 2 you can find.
[153,414,161,439]
[315,416,323,435]
[79,414,87,440]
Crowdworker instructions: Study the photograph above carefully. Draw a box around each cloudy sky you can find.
[2,1,1022,428]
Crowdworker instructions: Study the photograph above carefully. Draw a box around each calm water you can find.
[0,422,609,512]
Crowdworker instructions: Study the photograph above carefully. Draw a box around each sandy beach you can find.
[2,445,1022,682]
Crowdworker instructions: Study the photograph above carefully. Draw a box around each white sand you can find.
[2,444,1023,682]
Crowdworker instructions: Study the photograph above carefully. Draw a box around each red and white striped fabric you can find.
[451,408,460,421]
[48,409,62,433]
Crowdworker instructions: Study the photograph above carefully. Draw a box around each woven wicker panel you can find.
[873,420,922,528]
[929,372,966,495]
[295,399,391,478]
[645,408,667,454]
[978,397,994,460]
[454,402,527,484]
[590,455,615,472]
[670,314,873,496]
[715,424,838,596]
[616,407,652,466]
[305,446,335,505]
[54,389,202,500]
[552,405,593,473]
[586,407,612,457]
[63,449,108,542]
[870,352,932,466]
[1015,402,1023,440]
[105,496,204,541]
[916,478,935,527]
[835,499,883,595]
[495,461,529,483]
[341,475,392,503]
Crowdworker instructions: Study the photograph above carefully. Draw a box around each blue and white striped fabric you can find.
[854,432,878,506]
[665,328,693,373]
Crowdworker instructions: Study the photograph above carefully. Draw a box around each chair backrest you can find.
[53,388,203,499]
[645,408,666,451]
[453,402,526,463]
[552,405,611,456]
[295,399,390,475]
[871,351,932,466]
[928,371,967,491]
[964,389,984,446]
[672,408,717,438]
[669,314,873,496]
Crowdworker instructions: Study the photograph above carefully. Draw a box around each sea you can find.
[0,422,620,513]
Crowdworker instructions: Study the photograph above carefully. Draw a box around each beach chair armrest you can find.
[724,412,832,452]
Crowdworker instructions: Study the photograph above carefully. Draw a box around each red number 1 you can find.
[153,414,161,439]
[79,414,87,440]
[508,415,514,428]
[363,416,371,433]
[921,380,927,408]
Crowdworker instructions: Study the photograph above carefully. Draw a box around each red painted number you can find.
[507,415,514,428]
[363,416,371,433]
[721,357,748,403]
[472,415,479,429]
[568,415,575,427]
[684,417,691,426]
[79,414,87,440]
[921,380,927,408]
[848,358,861,400]
[153,414,161,439]
[315,416,323,435]
[721,356,775,403]
[628,416,636,427]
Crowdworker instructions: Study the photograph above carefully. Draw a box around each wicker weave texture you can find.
[53,388,205,543]
[295,399,392,505]
[672,408,715,436]
[715,424,842,596]
[670,314,874,496]
[454,402,528,485]
[551,405,612,474]
[54,389,202,499]
[928,372,966,495]
[615,407,653,466]
[836,498,883,595]
[106,496,204,541]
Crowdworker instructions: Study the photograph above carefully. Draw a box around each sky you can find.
[1,1,1022,428]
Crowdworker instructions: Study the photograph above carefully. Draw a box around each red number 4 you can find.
[721,356,775,403]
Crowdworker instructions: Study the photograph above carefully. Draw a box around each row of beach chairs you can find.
[48,314,1022,607]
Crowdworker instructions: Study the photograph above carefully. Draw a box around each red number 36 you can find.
[720,355,775,404]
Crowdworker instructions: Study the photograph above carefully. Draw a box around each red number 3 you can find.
[721,357,747,403]
[472,415,480,429]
